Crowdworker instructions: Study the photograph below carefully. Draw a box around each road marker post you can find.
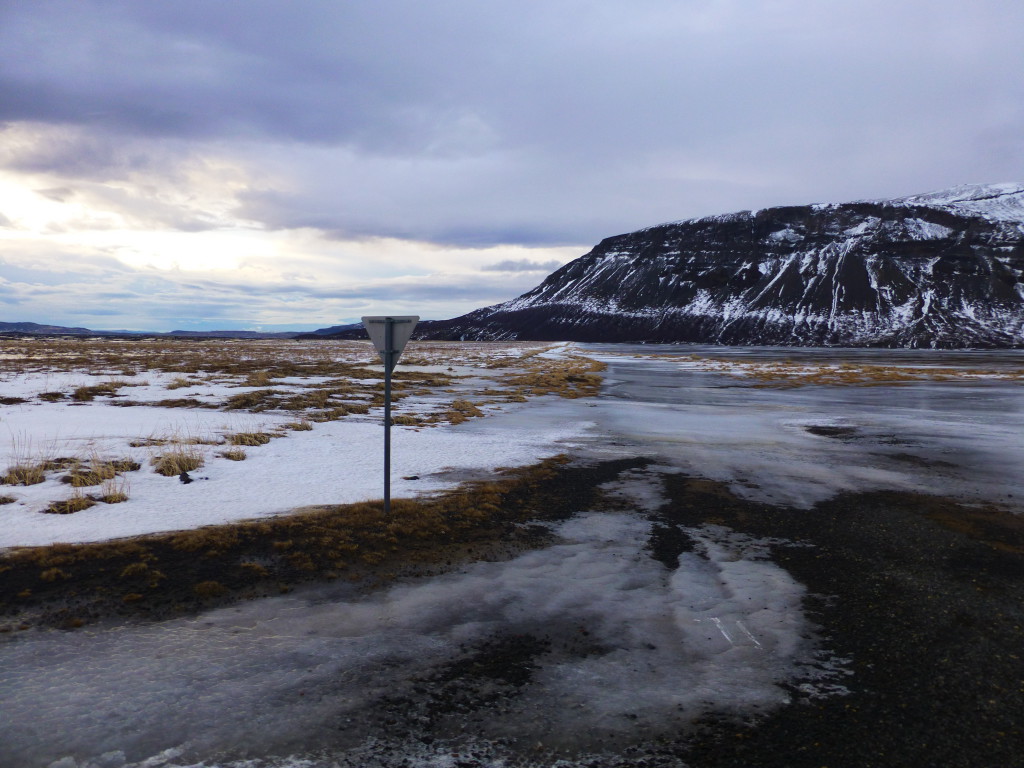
[361,316,419,515]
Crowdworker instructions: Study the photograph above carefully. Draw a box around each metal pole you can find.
[383,318,393,516]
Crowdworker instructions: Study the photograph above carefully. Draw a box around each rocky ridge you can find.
[422,183,1024,348]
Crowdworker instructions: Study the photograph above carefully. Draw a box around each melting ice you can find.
[0,474,831,768]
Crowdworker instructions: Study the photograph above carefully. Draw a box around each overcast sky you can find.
[1,0,1023,331]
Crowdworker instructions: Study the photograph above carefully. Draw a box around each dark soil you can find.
[0,456,647,632]
[648,476,1024,768]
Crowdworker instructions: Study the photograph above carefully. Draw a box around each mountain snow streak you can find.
[430,183,1024,347]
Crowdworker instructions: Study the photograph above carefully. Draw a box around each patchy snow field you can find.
[0,338,597,547]
[1,339,1021,768]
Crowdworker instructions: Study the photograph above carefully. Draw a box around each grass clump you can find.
[72,379,130,402]
[2,462,48,486]
[155,398,211,409]
[165,376,194,390]
[224,389,283,411]
[391,414,422,426]
[285,419,314,431]
[151,446,205,476]
[227,431,273,446]
[219,448,247,461]
[40,568,70,582]
[61,458,140,487]
[38,391,65,402]
[194,580,227,598]
[443,400,485,424]
[43,493,97,515]
[0,494,16,505]
[98,476,130,503]
[244,371,273,387]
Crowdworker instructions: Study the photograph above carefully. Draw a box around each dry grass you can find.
[165,376,194,390]
[244,371,273,387]
[151,446,205,476]
[43,490,97,515]
[98,475,131,503]
[71,378,133,402]
[677,355,1024,388]
[442,400,485,424]
[227,431,273,446]
[219,448,247,461]
[0,494,16,505]
[60,458,138,487]
[193,580,227,598]
[0,455,646,628]
[390,415,423,426]
[2,338,609,436]
[225,389,284,411]
[285,419,314,431]
[2,462,48,486]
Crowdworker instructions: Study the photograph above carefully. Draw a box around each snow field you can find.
[0,340,591,548]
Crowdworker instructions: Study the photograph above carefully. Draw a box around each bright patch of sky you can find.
[1,0,1023,331]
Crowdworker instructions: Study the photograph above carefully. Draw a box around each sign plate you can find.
[361,315,419,372]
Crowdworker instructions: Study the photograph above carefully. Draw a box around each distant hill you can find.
[415,183,1024,348]
[0,322,300,339]
[294,323,363,339]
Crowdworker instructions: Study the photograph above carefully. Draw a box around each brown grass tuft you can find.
[151,446,205,476]
[227,432,273,446]
[165,376,194,390]
[98,475,130,503]
[193,580,227,598]
[219,448,247,461]
[244,371,273,387]
[2,463,48,486]
[43,493,97,515]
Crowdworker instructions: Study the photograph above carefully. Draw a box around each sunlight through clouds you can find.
[1,1,1022,330]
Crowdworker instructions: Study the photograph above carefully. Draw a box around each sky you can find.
[1,0,1023,332]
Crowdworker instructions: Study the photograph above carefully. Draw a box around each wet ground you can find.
[2,345,1023,767]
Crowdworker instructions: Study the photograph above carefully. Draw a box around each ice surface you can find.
[584,345,1024,511]
[0,473,827,768]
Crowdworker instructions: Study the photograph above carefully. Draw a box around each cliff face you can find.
[425,183,1024,348]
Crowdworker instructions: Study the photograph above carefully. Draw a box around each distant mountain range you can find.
[407,183,1024,348]
[9,183,1024,348]
[0,322,300,339]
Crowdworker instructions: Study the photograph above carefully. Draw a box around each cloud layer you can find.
[1,1,1023,329]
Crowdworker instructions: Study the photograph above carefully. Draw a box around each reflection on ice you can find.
[585,345,1024,510]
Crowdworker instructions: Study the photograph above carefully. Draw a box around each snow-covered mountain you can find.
[424,183,1024,347]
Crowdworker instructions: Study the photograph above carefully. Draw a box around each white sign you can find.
[361,315,419,373]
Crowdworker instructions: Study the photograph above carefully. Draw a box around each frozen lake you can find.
[1,343,1021,768]
[582,344,1024,512]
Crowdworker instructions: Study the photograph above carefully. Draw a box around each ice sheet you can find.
[0,473,833,768]
[583,345,1024,511]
